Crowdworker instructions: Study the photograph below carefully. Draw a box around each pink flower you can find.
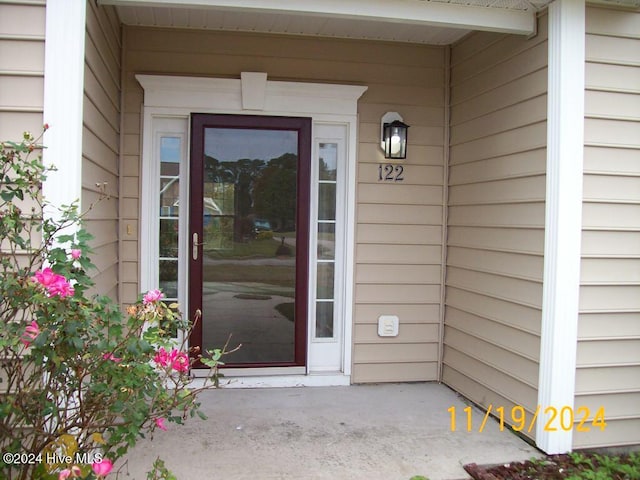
[143,289,163,305]
[102,353,122,363]
[31,267,74,298]
[58,469,71,480]
[91,458,113,477]
[153,347,189,373]
[70,249,81,260]
[155,417,167,431]
[47,279,74,298]
[58,467,80,480]
[170,350,190,373]
[31,267,59,288]
[21,321,40,346]
[153,347,170,367]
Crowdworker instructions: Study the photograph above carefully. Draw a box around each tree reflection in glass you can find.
[200,128,298,364]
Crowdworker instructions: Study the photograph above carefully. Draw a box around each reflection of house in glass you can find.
[160,177,180,217]
[158,136,182,298]
[204,182,235,250]
[160,137,181,217]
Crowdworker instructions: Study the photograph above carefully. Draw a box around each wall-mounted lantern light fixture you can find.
[380,111,409,159]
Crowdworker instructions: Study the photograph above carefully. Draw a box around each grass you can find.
[204,238,295,259]
[202,264,294,286]
[465,451,640,479]
[203,239,270,258]
[564,452,640,480]
[414,452,640,480]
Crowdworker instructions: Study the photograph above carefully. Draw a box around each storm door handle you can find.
[192,232,204,260]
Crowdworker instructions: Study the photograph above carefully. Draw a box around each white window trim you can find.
[137,73,367,381]
[537,0,585,454]
[42,0,86,223]
[308,125,349,373]
[141,119,190,349]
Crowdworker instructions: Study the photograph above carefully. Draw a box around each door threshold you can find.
[188,371,351,389]
[192,366,306,377]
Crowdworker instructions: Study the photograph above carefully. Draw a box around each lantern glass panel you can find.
[383,120,408,159]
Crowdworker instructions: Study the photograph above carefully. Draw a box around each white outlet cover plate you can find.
[378,315,399,337]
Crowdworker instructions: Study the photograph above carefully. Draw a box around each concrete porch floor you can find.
[121,383,540,480]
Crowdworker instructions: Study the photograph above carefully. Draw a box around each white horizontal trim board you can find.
[136,74,366,116]
[537,0,585,455]
[100,0,537,35]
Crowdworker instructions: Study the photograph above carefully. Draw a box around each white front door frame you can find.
[137,73,366,385]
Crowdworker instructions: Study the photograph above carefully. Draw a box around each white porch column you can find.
[537,0,585,454]
[42,0,86,219]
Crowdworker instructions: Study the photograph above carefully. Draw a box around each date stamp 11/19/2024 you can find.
[448,405,607,433]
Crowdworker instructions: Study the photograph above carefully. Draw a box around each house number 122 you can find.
[378,164,404,182]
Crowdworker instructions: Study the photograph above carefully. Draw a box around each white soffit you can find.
[99,0,547,45]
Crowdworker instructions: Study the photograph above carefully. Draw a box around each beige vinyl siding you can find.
[122,27,445,381]
[575,7,640,449]
[0,2,44,393]
[442,13,547,440]
[0,0,45,268]
[0,1,45,138]
[119,101,139,305]
[82,0,121,299]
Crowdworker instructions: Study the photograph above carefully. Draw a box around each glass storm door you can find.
[189,114,311,367]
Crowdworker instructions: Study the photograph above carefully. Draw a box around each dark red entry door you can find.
[189,114,311,367]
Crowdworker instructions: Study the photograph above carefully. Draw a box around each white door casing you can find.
[137,73,366,381]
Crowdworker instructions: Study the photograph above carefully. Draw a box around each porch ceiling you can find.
[100,0,554,45]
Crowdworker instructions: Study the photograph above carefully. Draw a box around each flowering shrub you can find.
[0,132,229,479]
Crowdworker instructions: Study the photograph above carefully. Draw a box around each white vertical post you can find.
[537,0,585,454]
[40,2,86,429]
[42,0,86,220]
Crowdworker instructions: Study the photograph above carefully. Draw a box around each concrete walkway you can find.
[120,383,540,480]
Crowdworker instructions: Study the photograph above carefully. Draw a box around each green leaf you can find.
[72,336,84,350]
[56,234,76,244]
